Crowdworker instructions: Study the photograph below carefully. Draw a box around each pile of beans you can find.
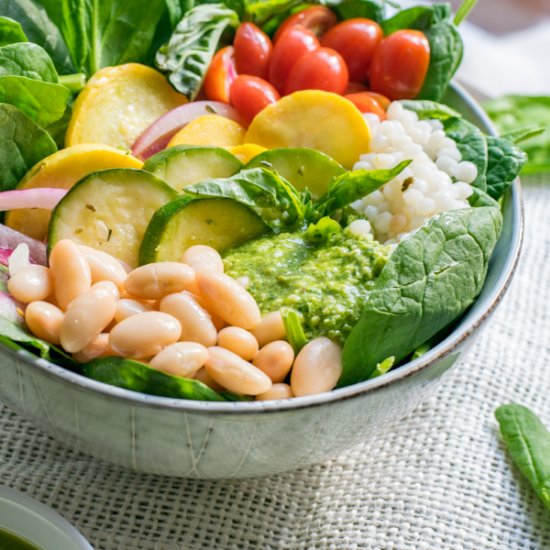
[7,240,343,400]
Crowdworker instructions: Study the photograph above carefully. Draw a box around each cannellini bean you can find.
[290,338,342,397]
[114,298,152,323]
[197,272,261,329]
[194,367,225,392]
[205,347,272,395]
[253,340,294,383]
[251,311,286,347]
[109,311,181,359]
[73,333,117,363]
[256,383,294,401]
[24,301,63,345]
[217,327,258,361]
[8,243,30,276]
[160,292,217,347]
[7,265,53,303]
[124,262,195,300]
[77,244,128,289]
[182,245,224,274]
[49,239,92,309]
[150,342,208,378]
[60,281,118,353]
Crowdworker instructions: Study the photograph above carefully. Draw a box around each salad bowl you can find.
[0,82,522,479]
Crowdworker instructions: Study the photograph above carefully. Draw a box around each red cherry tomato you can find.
[321,18,383,83]
[362,90,391,110]
[233,23,273,79]
[203,46,237,103]
[284,47,349,96]
[345,93,387,120]
[369,30,430,100]
[268,26,320,92]
[230,75,280,124]
[274,6,338,42]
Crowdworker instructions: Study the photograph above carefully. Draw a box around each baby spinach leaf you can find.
[485,136,527,200]
[82,357,226,402]
[186,167,304,231]
[156,4,240,100]
[165,0,196,27]
[330,0,386,22]
[399,99,460,120]
[468,187,500,209]
[0,75,70,128]
[368,356,394,380]
[281,307,308,353]
[340,206,502,386]
[0,43,58,82]
[0,16,27,47]
[495,404,550,513]
[0,103,57,191]
[314,161,411,217]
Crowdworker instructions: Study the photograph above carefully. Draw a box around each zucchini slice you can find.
[143,145,243,191]
[48,168,177,267]
[140,195,268,264]
[245,147,345,199]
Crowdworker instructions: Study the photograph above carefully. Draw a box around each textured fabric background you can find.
[0,176,549,549]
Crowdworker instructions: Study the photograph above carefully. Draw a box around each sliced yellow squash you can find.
[245,91,371,169]
[168,115,245,148]
[227,143,267,164]
[66,64,187,150]
[5,144,143,241]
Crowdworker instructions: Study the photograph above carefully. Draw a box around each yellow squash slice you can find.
[168,115,245,148]
[66,64,187,150]
[245,90,371,169]
[227,143,267,164]
[5,144,143,240]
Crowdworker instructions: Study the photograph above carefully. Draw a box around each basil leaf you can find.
[340,206,503,385]
[82,357,226,402]
[314,161,411,217]
[485,136,527,200]
[495,404,550,513]
[156,4,240,100]
[186,167,304,231]
[0,75,70,128]
[0,42,58,82]
[0,16,27,47]
[0,103,57,191]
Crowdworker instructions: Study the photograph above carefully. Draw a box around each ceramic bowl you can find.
[0,83,522,478]
[0,485,92,549]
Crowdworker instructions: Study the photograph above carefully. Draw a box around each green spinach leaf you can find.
[156,4,240,100]
[495,404,550,513]
[0,75,70,128]
[0,42,58,81]
[485,136,527,200]
[340,206,502,386]
[0,103,57,191]
[0,16,27,47]
[329,0,386,22]
[82,357,226,401]
[186,167,304,231]
[468,187,500,208]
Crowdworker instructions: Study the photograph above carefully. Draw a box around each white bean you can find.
[253,341,294,383]
[109,311,181,359]
[160,292,217,347]
[290,338,342,397]
[73,333,117,363]
[217,327,259,360]
[7,265,53,303]
[77,244,128,289]
[24,301,63,345]
[251,311,286,347]
[124,262,195,300]
[197,272,261,329]
[194,367,225,392]
[182,245,224,274]
[256,383,294,401]
[205,347,272,395]
[60,281,118,353]
[49,239,92,309]
[150,342,208,378]
[114,299,152,323]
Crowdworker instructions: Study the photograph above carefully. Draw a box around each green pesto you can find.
[224,227,390,344]
[0,529,41,550]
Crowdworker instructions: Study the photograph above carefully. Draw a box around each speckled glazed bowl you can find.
[0,83,522,478]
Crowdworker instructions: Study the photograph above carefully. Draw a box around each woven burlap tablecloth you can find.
[0,175,549,549]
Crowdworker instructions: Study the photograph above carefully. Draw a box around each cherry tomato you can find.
[321,19,383,83]
[369,30,430,100]
[268,26,320,92]
[273,6,338,42]
[284,47,349,96]
[203,46,237,103]
[361,90,391,110]
[230,75,280,124]
[344,93,387,120]
[233,23,273,79]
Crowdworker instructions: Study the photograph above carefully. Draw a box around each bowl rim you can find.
[2,81,524,415]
